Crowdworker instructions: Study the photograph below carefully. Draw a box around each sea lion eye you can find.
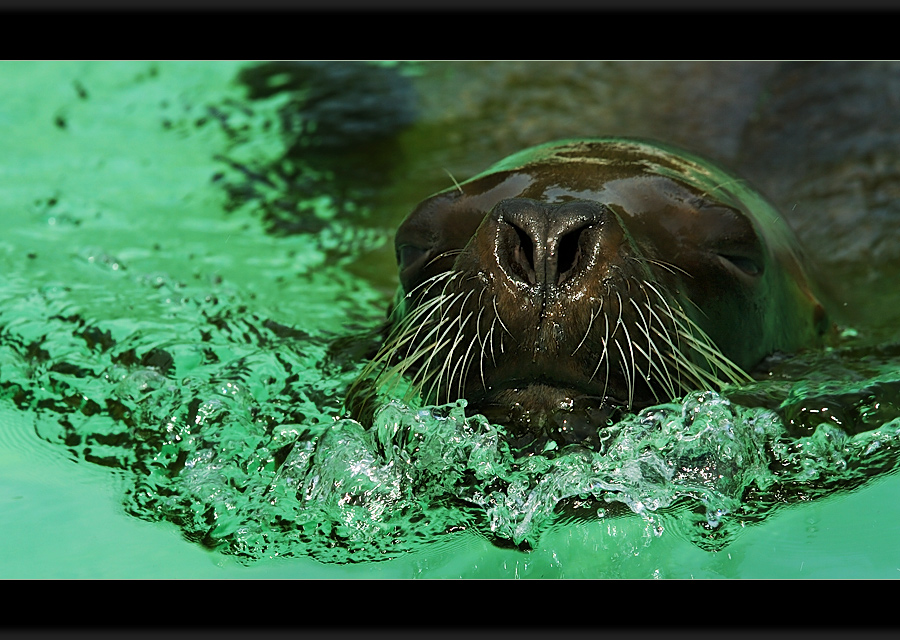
[397,244,428,270]
[718,253,762,276]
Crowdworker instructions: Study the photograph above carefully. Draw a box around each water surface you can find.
[2,61,900,578]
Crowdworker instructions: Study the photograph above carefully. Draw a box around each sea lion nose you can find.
[492,198,609,288]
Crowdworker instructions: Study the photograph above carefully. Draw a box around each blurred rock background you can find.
[235,61,900,333]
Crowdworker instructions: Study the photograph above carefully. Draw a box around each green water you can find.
[2,61,900,578]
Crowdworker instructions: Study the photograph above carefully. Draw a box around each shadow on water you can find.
[2,61,900,571]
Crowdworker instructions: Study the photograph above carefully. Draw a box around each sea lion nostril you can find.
[495,198,548,286]
[511,225,536,284]
[557,226,586,284]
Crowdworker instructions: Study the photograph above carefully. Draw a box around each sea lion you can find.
[349,138,830,451]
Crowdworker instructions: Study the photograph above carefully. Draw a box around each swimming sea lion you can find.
[349,138,830,451]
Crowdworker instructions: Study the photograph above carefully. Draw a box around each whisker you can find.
[423,249,464,271]
[488,315,498,368]
[572,297,600,356]
[404,269,458,300]
[443,168,464,194]
[630,256,693,279]
[492,296,514,340]
[447,311,475,403]
[612,335,634,409]
[668,308,752,386]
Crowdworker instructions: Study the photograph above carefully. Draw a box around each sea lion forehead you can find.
[468,139,796,233]
[417,137,799,259]
[479,138,703,176]
[451,138,734,204]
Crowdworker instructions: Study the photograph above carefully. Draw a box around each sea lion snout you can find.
[489,198,616,290]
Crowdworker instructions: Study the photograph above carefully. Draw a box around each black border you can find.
[1,8,896,62]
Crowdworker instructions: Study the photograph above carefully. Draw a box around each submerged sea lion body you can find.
[352,138,829,450]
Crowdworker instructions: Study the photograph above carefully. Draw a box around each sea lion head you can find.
[351,138,829,450]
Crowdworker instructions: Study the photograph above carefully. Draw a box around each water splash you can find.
[4,257,900,564]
